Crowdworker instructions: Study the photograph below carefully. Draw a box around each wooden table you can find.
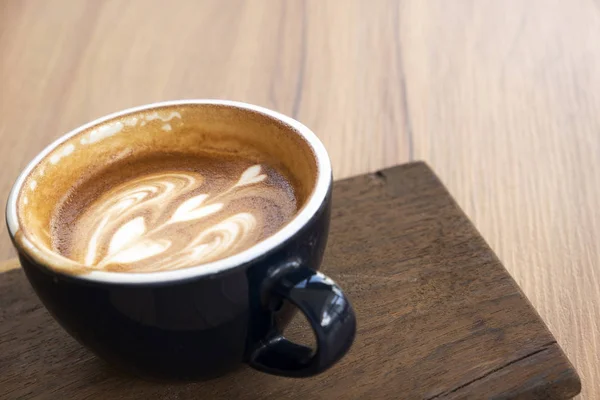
[0,1,598,398]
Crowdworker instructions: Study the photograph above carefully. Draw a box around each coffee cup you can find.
[5,100,356,380]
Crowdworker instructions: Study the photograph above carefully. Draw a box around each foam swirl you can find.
[59,165,293,272]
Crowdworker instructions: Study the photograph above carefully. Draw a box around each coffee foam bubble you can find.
[51,156,297,272]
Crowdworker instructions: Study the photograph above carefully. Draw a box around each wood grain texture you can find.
[0,0,598,398]
[0,163,580,399]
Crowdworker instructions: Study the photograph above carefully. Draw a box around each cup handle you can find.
[249,264,356,377]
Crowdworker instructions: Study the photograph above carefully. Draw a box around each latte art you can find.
[52,161,297,272]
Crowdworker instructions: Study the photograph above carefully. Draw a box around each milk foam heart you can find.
[51,158,297,272]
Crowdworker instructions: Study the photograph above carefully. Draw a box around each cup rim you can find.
[6,99,332,284]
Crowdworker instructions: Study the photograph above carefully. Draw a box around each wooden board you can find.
[0,162,580,399]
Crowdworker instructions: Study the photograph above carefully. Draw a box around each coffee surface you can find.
[51,153,298,272]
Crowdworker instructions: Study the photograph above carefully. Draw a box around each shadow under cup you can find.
[6,101,356,380]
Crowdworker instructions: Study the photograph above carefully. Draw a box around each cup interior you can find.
[7,100,331,283]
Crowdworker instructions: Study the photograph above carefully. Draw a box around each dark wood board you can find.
[0,162,580,399]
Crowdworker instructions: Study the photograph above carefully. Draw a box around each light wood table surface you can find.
[1,1,598,398]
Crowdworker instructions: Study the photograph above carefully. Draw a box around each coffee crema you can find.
[15,103,320,275]
[50,154,298,272]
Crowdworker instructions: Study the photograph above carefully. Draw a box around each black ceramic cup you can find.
[6,100,355,380]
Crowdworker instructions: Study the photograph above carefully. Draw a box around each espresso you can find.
[50,153,298,272]
[16,103,319,276]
